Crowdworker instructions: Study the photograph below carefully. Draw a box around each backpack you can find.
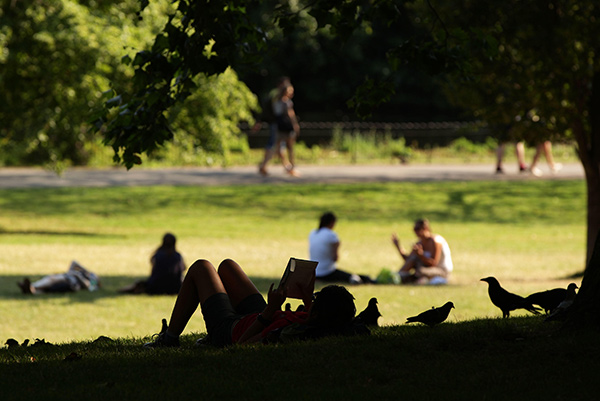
[260,94,276,123]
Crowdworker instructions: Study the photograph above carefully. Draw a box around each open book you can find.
[277,257,318,299]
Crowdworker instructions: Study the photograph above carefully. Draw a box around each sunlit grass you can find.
[0,179,586,343]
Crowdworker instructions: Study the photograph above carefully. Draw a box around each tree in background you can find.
[94,0,451,168]
[0,0,169,168]
[0,0,256,169]
[414,0,600,325]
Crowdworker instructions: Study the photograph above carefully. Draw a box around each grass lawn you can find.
[0,177,591,400]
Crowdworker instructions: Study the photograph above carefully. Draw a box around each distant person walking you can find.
[119,233,186,295]
[493,123,527,174]
[274,83,301,177]
[529,140,563,177]
[496,142,527,174]
[255,76,291,176]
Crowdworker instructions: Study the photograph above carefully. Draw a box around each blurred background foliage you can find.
[0,0,460,169]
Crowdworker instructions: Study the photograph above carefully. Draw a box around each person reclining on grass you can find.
[17,260,100,294]
[144,258,368,348]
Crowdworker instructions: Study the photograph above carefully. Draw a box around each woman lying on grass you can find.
[144,258,368,348]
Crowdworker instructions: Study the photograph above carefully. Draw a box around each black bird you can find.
[525,283,578,314]
[406,301,455,327]
[545,283,578,322]
[354,297,382,326]
[481,277,542,318]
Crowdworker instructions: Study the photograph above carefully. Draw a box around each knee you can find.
[217,259,237,275]
[188,259,215,276]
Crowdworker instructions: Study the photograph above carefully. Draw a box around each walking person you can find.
[255,76,291,176]
[274,83,301,177]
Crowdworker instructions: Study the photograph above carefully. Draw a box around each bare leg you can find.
[541,140,562,172]
[495,144,505,172]
[415,266,448,279]
[258,148,273,175]
[217,259,261,308]
[529,143,544,176]
[515,142,527,171]
[286,137,297,172]
[274,138,289,169]
[530,143,543,169]
[166,259,226,336]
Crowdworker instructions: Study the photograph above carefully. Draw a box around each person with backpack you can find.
[254,76,291,176]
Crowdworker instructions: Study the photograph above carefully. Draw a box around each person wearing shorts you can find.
[144,258,365,347]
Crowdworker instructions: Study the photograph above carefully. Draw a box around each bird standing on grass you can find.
[481,277,541,318]
[525,283,578,314]
[406,301,455,327]
[545,283,578,322]
[354,297,382,327]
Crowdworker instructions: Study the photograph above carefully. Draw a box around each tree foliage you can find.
[415,0,600,326]
[0,0,170,167]
[94,0,447,168]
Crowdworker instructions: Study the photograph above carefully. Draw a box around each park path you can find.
[0,162,585,189]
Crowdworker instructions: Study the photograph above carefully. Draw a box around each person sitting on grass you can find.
[309,212,375,284]
[391,218,453,285]
[118,233,186,295]
[17,260,100,294]
[144,258,368,348]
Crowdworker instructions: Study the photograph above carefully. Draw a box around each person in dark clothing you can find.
[119,233,186,295]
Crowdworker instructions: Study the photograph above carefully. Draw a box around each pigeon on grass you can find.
[405,301,455,327]
[545,283,578,322]
[481,277,541,318]
[354,297,382,327]
[525,283,577,314]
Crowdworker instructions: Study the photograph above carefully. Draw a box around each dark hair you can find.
[309,285,356,328]
[156,232,176,256]
[318,212,336,230]
[414,218,430,230]
[277,76,290,86]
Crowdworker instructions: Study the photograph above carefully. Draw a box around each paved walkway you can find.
[0,163,585,189]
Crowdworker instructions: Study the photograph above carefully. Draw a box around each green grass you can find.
[0,180,586,343]
[0,178,590,400]
[1,318,599,401]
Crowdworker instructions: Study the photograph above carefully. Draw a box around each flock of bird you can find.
[354,277,579,328]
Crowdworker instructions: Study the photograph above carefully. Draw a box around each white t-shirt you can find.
[309,227,339,277]
[432,234,453,272]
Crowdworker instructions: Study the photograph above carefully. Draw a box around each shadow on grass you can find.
[0,228,122,238]
[0,180,585,227]
[0,274,286,302]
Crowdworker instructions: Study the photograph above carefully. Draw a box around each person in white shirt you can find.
[391,218,453,285]
[309,212,374,284]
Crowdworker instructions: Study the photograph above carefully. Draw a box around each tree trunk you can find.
[566,70,600,327]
